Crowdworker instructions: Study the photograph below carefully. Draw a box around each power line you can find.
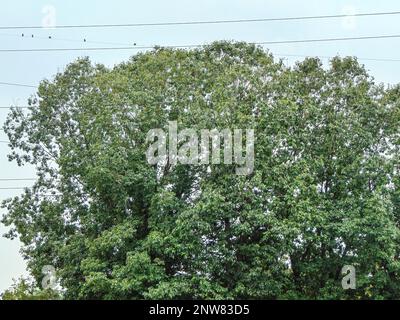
[0,10,395,51]
[0,31,136,47]
[1,34,400,53]
[256,34,400,45]
[274,53,400,62]
[0,10,400,29]
[0,186,65,197]
[0,45,187,52]
[0,107,29,109]
[0,10,397,48]
[0,191,62,197]
[0,81,37,88]
[0,178,35,181]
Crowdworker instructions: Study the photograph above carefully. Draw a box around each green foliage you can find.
[2,41,400,299]
[1,278,61,300]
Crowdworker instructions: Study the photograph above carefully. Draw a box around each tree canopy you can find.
[2,41,400,299]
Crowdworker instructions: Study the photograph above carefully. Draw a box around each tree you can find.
[2,41,400,299]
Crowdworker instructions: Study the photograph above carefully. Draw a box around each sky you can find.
[1,0,400,293]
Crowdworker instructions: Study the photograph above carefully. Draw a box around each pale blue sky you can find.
[1,0,400,292]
